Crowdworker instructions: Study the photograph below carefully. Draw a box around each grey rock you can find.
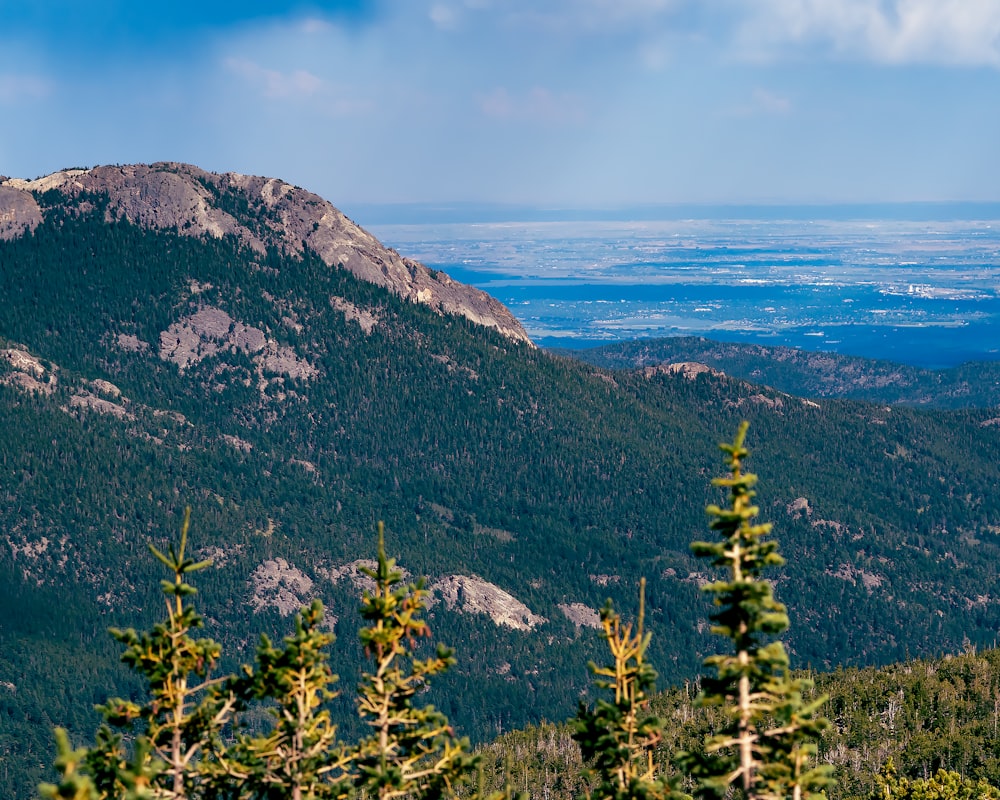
[0,185,43,240]
[1,163,532,344]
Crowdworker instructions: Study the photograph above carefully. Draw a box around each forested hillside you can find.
[478,646,1000,800]
[2,179,1000,798]
[569,337,1000,408]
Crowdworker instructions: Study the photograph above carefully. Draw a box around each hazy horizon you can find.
[371,211,1000,368]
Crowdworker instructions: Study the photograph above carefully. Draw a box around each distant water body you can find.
[364,204,1000,369]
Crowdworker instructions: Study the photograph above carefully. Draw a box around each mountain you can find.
[566,337,1000,409]
[2,164,1000,798]
[0,163,530,344]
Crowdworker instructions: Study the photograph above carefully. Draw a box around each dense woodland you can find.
[477,646,1000,800]
[2,191,1000,797]
[569,338,1000,409]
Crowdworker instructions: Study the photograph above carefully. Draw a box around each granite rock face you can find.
[0,163,532,345]
[0,185,43,240]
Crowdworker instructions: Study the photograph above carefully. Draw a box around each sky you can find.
[1,0,1000,210]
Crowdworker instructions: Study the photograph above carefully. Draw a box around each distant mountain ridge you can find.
[567,336,1000,409]
[0,163,531,344]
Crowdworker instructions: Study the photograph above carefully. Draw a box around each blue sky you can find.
[2,0,999,208]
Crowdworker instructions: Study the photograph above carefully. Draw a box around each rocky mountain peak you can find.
[0,163,531,345]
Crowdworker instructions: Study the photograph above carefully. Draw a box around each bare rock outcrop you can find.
[0,185,43,240]
[1,163,532,345]
[115,333,151,353]
[90,379,123,398]
[1,347,57,395]
[157,305,317,383]
[825,563,884,591]
[428,575,547,631]
[324,559,392,596]
[786,497,813,519]
[642,361,723,380]
[68,391,134,421]
[248,558,315,616]
[558,602,601,630]
[330,297,379,334]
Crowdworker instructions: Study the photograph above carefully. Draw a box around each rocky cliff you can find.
[0,163,531,344]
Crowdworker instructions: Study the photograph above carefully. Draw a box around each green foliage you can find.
[472,646,1000,800]
[41,421,1000,800]
[873,760,1000,800]
[572,423,831,800]
[39,729,98,800]
[73,508,235,799]
[681,422,833,800]
[573,581,688,800]
[43,516,475,800]
[569,337,1000,410]
[351,522,475,800]
[5,206,1000,797]
[221,600,351,800]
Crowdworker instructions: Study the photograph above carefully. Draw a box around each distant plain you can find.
[370,206,1000,368]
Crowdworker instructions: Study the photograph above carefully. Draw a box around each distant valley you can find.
[370,213,1000,367]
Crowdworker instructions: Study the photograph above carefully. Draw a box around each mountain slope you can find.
[0,163,530,344]
[476,646,1000,800]
[1,167,1000,798]
[567,336,1000,409]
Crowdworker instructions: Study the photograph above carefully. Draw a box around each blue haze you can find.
[369,207,1000,369]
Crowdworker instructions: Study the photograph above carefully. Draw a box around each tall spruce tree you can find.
[40,508,235,800]
[573,579,689,800]
[351,523,476,800]
[679,422,833,800]
[41,518,476,800]
[219,600,352,800]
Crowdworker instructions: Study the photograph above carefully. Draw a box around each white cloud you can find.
[463,0,685,35]
[635,34,664,69]
[299,17,334,35]
[736,0,1000,67]
[723,87,793,117]
[0,74,52,103]
[225,58,324,99]
[752,87,791,113]
[430,4,460,30]
[476,86,586,124]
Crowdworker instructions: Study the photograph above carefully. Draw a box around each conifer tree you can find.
[679,422,833,800]
[351,522,476,800]
[573,579,688,800]
[39,729,99,800]
[874,759,1000,799]
[46,508,236,800]
[219,600,352,800]
[41,518,478,800]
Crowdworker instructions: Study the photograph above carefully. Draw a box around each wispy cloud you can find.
[299,17,335,35]
[225,58,324,99]
[477,86,587,124]
[723,86,793,118]
[736,0,1000,67]
[0,74,52,103]
[452,0,685,35]
[429,4,461,31]
[752,87,791,113]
